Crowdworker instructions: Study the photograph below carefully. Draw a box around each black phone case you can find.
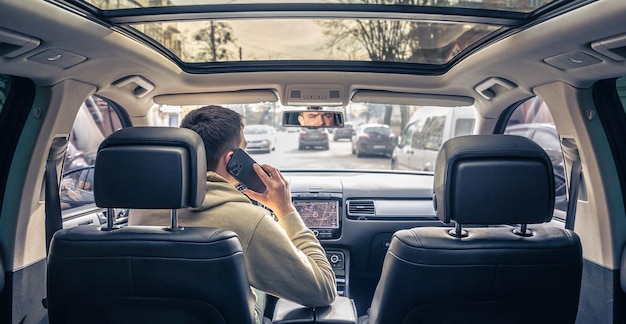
[226,148,267,193]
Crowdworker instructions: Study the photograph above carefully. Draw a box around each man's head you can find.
[298,111,335,127]
[180,105,245,171]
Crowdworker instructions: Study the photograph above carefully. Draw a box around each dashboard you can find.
[283,170,443,311]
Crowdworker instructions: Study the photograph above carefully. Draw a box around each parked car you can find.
[333,122,355,141]
[298,128,329,150]
[391,106,476,172]
[351,124,395,158]
[243,124,277,153]
[4,0,626,323]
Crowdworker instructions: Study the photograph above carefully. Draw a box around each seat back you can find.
[369,135,582,324]
[47,127,255,324]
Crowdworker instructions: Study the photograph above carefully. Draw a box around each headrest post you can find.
[101,208,120,231]
[448,222,468,238]
[168,209,183,231]
[513,223,533,237]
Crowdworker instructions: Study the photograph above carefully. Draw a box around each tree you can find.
[188,21,237,62]
[318,0,468,130]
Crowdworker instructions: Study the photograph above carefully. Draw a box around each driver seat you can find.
[47,127,255,324]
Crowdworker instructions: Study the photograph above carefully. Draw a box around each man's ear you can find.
[223,150,235,165]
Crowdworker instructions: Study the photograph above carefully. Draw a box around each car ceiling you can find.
[1,0,625,122]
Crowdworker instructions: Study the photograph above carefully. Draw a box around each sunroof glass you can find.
[131,19,500,64]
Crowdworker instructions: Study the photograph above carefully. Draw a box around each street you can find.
[248,131,392,170]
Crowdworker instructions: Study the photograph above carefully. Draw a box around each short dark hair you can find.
[180,105,243,170]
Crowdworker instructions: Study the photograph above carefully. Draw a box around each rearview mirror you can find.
[282,110,345,128]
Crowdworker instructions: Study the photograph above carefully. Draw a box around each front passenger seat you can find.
[367,134,583,324]
[47,127,255,324]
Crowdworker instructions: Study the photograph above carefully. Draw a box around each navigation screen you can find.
[293,200,339,229]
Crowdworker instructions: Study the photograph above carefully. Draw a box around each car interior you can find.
[2,0,626,323]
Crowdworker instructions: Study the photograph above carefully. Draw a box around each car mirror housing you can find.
[282,109,345,128]
[60,166,95,208]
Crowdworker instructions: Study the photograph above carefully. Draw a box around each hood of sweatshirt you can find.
[190,171,252,211]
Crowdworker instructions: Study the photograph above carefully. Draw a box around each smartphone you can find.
[226,148,267,193]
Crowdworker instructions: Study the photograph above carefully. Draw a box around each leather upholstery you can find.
[433,134,555,225]
[94,126,207,209]
[47,127,255,324]
[368,135,583,324]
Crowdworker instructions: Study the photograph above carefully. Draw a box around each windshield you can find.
[148,102,477,172]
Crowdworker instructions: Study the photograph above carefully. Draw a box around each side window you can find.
[60,96,124,225]
[66,96,123,169]
[412,131,424,149]
[454,118,475,137]
[504,96,567,214]
[422,115,446,151]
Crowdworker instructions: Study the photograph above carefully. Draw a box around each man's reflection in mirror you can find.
[298,111,335,127]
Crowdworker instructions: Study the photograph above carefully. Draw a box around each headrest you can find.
[94,127,207,209]
[433,135,555,225]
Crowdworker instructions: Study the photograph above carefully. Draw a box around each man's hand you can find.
[242,164,296,219]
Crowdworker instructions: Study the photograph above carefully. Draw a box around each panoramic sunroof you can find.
[130,19,500,64]
[84,0,555,13]
[76,0,560,66]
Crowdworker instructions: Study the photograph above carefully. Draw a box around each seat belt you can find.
[564,159,582,230]
[45,160,63,254]
[562,138,581,230]
[45,139,67,254]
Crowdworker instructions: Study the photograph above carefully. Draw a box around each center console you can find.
[292,192,348,297]
[272,296,357,324]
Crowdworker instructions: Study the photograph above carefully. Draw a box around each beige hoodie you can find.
[129,171,337,307]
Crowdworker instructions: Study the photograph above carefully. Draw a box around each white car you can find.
[391,106,476,172]
[243,124,277,153]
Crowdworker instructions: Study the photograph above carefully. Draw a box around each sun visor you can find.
[351,90,474,107]
[154,89,278,105]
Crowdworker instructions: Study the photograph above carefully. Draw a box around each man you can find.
[298,111,335,127]
[129,105,337,324]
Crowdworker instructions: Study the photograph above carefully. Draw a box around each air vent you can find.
[347,200,375,216]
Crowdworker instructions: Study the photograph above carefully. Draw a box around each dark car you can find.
[333,122,355,141]
[351,124,395,157]
[299,128,329,150]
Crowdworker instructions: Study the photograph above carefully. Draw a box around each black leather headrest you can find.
[433,135,555,225]
[94,127,207,209]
